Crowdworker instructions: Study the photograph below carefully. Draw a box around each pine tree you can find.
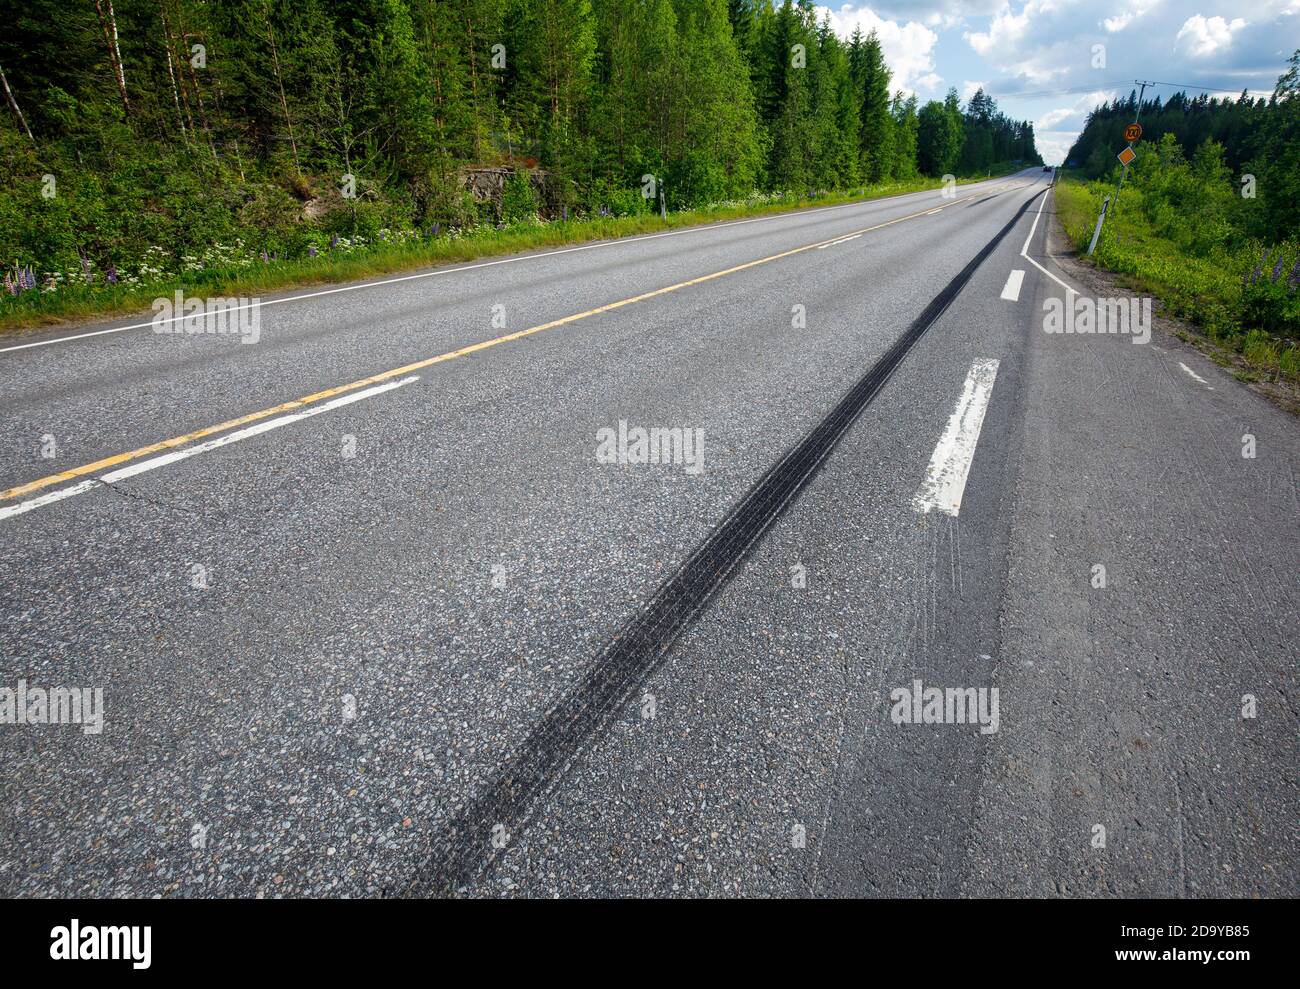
[855,29,892,182]
[917,98,959,176]
[668,0,763,203]
[507,0,596,186]
[891,92,918,179]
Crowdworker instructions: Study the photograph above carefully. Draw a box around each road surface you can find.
[1,168,1295,897]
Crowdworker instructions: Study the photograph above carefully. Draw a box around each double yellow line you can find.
[2,189,992,504]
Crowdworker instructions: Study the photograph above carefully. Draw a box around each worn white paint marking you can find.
[0,480,101,521]
[912,360,1001,517]
[1000,269,1025,301]
[0,376,419,522]
[1178,361,1212,388]
[816,233,864,250]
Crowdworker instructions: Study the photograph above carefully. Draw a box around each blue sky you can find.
[813,1,1300,163]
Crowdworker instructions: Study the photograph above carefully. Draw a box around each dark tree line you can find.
[0,0,1040,271]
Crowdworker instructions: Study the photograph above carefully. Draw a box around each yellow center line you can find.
[2,190,989,503]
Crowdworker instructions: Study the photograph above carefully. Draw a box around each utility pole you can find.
[1087,80,1150,254]
[1111,79,1150,214]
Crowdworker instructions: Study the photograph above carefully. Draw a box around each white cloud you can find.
[818,5,942,93]
[924,12,966,30]
[1005,60,1067,87]
[1037,108,1073,128]
[812,1,1295,161]
[1035,89,1115,131]
[1035,131,1078,166]
[965,1,1038,56]
[1102,0,1163,33]
[841,1,1002,23]
[1174,14,1248,57]
[962,80,989,101]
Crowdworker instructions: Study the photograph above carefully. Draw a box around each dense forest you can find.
[0,0,1039,289]
[1065,57,1300,243]
[1056,51,1300,361]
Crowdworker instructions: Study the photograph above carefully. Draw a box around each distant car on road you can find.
[1043,165,1052,172]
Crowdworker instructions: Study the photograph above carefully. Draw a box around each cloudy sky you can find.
[813,0,1300,163]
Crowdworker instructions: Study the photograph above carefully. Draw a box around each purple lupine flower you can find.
[260,249,269,263]
[330,234,340,249]
[562,205,569,221]
[1271,254,1286,283]
[432,223,440,238]
[3,270,15,296]
[106,264,118,284]
[23,265,36,290]
[1288,257,1300,293]
[1249,251,1267,286]
[308,245,318,258]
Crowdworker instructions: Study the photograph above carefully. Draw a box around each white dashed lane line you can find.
[817,233,863,250]
[912,359,1001,517]
[1000,269,1025,301]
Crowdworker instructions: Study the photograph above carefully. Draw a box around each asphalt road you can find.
[0,168,1295,897]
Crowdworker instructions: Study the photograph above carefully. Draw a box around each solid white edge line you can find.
[1000,269,1025,301]
[0,376,419,521]
[0,479,102,521]
[1,175,1040,354]
[1019,188,1077,298]
[912,359,1001,518]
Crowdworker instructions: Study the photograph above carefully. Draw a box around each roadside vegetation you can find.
[1056,51,1300,382]
[0,0,1039,331]
[0,171,1015,332]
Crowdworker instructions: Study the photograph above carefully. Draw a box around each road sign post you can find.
[1113,144,1136,213]
[1088,195,1110,256]
[1111,81,1149,216]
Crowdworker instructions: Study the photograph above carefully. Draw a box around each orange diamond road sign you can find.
[1124,123,1143,142]
[1118,146,1136,167]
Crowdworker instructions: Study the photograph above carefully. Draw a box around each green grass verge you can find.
[1054,172,1300,380]
[0,170,1019,336]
